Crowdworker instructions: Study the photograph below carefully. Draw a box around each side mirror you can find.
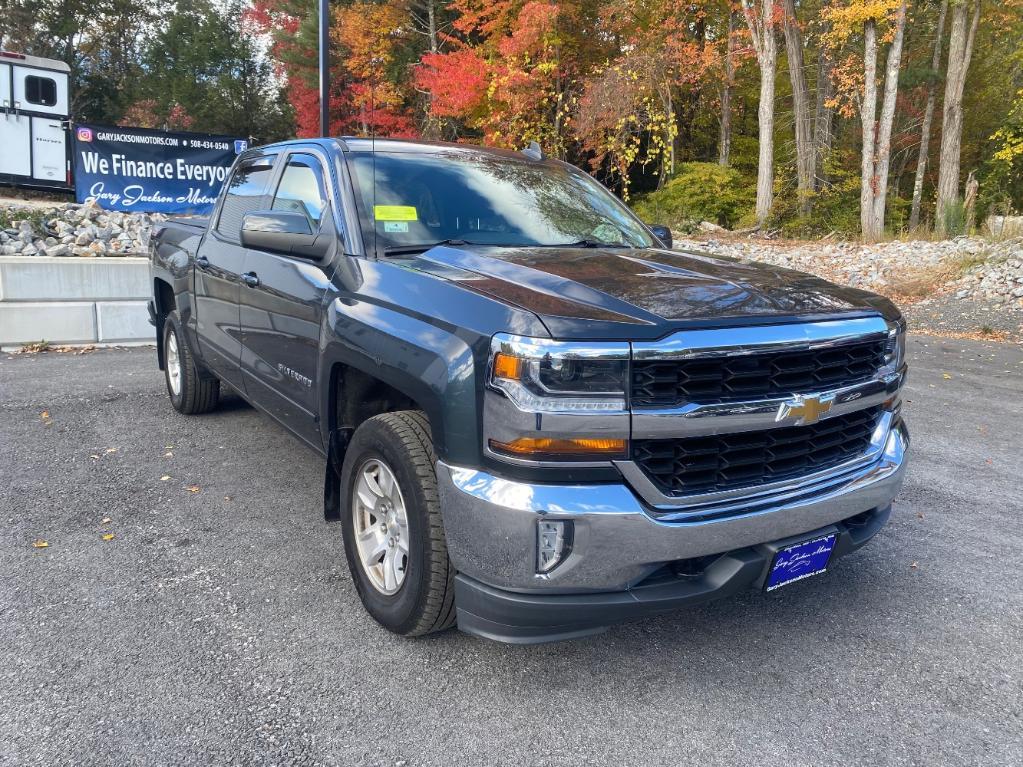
[240,210,331,260]
[649,225,672,250]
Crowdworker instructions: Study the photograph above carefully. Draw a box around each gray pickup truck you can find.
[149,137,909,643]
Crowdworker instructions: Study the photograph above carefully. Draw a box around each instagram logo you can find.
[76,127,93,142]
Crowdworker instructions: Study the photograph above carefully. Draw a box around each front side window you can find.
[25,75,57,107]
[272,154,329,230]
[347,150,656,256]
[217,155,277,239]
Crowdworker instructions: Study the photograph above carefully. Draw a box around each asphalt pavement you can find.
[1,337,1021,766]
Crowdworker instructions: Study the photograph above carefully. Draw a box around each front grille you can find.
[631,338,887,407]
[632,406,882,497]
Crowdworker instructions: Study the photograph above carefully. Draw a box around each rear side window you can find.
[25,75,57,107]
[217,155,277,240]
[272,154,329,230]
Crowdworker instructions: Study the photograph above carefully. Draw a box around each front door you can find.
[237,151,336,447]
[193,153,277,388]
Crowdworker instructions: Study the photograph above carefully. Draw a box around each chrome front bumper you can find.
[437,417,909,594]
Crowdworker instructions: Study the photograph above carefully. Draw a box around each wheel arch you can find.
[319,301,483,520]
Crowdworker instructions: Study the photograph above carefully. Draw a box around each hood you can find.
[409,245,901,339]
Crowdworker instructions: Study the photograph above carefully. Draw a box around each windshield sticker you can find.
[374,205,418,221]
[383,221,409,233]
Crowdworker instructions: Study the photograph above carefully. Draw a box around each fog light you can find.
[537,520,572,574]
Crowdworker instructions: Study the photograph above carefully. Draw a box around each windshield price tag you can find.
[374,205,418,221]
[383,221,409,233]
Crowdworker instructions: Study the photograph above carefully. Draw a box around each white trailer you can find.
[0,50,71,189]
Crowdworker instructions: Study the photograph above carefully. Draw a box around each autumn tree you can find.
[783,0,814,215]
[935,0,981,234]
[907,0,948,230]
[825,0,908,241]
[742,0,780,227]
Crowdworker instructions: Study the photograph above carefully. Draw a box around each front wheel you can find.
[339,411,456,636]
[162,310,220,415]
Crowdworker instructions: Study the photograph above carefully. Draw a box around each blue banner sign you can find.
[73,123,248,214]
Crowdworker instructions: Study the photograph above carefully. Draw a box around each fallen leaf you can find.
[105,448,118,454]
[186,485,201,493]
[223,495,233,502]
[40,410,50,420]
[101,517,112,524]
[942,373,952,380]
[90,454,100,460]
[32,539,49,548]
[164,445,174,450]
[910,561,919,569]
[916,512,924,520]
[163,452,173,458]
[160,475,171,481]
[101,533,115,541]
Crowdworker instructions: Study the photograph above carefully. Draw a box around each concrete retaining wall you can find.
[0,257,154,348]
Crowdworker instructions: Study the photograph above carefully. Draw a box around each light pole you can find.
[319,0,330,137]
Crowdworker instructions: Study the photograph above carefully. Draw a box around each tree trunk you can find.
[909,0,948,231]
[813,40,835,191]
[870,1,908,232]
[860,19,880,241]
[964,169,978,231]
[719,9,735,166]
[783,0,814,215]
[743,0,778,227]
[936,0,981,235]
[859,2,908,242]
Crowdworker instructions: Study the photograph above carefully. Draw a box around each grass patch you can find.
[0,207,51,236]
[886,248,993,299]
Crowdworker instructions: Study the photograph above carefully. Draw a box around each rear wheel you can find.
[162,310,220,415]
[340,411,456,636]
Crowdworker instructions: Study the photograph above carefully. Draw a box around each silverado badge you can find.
[776,394,834,426]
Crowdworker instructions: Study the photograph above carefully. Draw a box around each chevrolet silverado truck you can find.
[148,137,909,643]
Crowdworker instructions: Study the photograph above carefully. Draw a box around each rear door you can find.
[193,152,277,388]
[31,116,66,184]
[0,115,31,177]
[237,150,338,447]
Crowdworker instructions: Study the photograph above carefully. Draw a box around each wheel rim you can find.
[351,458,410,595]
[166,328,182,397]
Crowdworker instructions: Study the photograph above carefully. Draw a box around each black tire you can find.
[340,411,456,636]
[162,310,220,415]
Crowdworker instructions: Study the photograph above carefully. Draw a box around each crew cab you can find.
[149,138,909,643]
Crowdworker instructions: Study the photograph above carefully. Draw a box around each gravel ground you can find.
[1,341,1021,766]
[679,235,1023,342]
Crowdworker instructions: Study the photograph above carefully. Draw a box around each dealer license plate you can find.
[765,533,837,592]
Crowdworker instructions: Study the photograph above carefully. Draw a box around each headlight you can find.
[883,320,907,373]
[489,334,628,413]
[485,334,629,462]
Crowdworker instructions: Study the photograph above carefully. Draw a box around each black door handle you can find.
[242,272,260,288]
[195,255,210,269]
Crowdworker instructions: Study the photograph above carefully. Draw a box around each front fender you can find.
[318,298,483,466]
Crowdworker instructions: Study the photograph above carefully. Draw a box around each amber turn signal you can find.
[492,352,524,381]
[489,437,627,459]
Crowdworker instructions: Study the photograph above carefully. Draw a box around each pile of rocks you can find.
[677,234,1023,311]
[950,245,1023,305]
[0,201,165,257]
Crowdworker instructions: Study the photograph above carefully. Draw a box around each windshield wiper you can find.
[383,239,476,256]
[536,239,632,249]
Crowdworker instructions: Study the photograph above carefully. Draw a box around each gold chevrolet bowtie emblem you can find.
[776,394,834,425]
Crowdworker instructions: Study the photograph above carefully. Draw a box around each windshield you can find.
[347,149,656,255]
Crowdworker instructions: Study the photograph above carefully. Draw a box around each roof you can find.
[337,136,545,162]
[0,51,71,74]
